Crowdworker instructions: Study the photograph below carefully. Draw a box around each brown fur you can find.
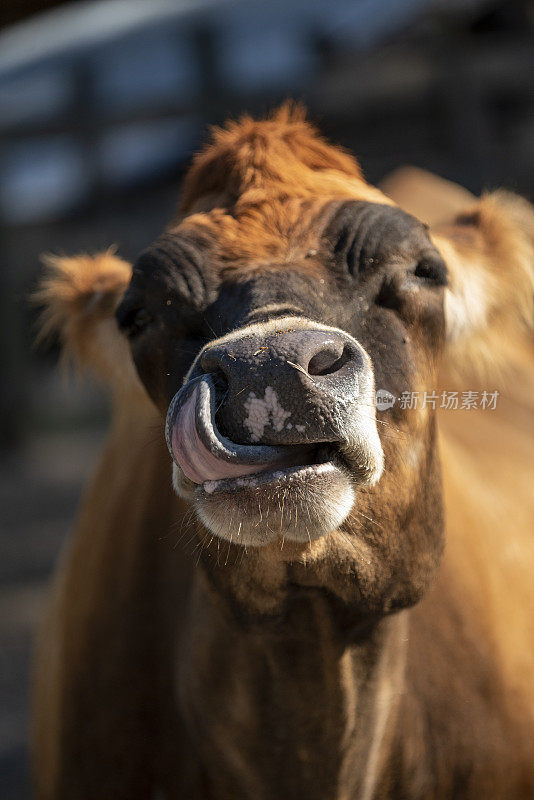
[380,166,476,227]
[32,109,534,799]
[172,104,391,273]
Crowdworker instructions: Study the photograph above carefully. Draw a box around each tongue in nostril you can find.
[170,389,266,484]
[167,377,315,486]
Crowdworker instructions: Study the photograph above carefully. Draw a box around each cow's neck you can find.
[178,571,409,800]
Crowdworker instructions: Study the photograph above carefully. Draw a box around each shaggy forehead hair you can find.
[173,104,392,271]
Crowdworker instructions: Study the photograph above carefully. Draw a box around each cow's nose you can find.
[201,330,357,381]
[196,327,367,446]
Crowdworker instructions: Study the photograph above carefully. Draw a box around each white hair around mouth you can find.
[194,462,356,547]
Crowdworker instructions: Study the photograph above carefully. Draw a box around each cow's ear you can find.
[432,191,534,378]
[34,249,149,403]
[380,165,476,228]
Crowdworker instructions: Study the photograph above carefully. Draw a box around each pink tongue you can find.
[171,388,269,484]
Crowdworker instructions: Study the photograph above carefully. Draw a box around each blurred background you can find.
[1,0,533,796]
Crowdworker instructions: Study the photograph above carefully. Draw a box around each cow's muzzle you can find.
[165,318,384,545]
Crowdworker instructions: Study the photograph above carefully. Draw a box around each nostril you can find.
[209,370,232,439]
[209,370,229,411]
[307,344,351,376]
[199,349,230,409]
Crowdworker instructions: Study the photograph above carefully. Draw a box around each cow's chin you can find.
[172,456,356,547]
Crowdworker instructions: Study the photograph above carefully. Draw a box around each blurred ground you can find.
[0,380,107,798]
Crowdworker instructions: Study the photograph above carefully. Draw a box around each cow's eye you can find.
[413,254,448,285]
[117,306,153,338]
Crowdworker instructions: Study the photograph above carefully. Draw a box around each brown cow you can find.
[32,106,534,799]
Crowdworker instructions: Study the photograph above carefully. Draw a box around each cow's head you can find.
[112,108,455,616]
[41,107,533,618]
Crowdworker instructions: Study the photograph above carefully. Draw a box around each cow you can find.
[32,105,534,799]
